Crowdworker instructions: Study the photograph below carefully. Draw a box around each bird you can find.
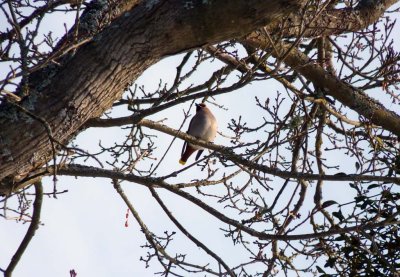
[179,103,217,165]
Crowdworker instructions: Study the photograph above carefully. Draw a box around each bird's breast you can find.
[188,113,217,141]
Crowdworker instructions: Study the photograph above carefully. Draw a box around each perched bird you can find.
[179,103,217,165]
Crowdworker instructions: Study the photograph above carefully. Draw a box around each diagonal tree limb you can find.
[113,179,221,275]
[242,36,400,136]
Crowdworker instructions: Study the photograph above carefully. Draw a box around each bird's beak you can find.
[195,103,200,108]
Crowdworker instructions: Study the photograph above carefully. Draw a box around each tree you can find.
[1,0,400,276]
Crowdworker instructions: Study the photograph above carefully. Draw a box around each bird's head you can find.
[195,103,206,112]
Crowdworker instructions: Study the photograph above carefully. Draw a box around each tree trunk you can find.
[0,0,303,192]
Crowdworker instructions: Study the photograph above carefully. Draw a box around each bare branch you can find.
[4,181,43,277]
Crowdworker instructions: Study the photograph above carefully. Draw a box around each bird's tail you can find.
[179,159,186,165]
[179,145,196,165]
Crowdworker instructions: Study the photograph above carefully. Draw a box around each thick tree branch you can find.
[49,164,399,241]
[242,37,400,136]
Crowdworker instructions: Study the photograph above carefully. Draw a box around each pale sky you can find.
[1,2,399,276]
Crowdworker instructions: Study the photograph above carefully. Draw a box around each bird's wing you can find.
[187,112,198,135]
[182,112,197,155]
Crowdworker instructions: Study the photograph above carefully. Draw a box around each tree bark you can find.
[0,0,303,190]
